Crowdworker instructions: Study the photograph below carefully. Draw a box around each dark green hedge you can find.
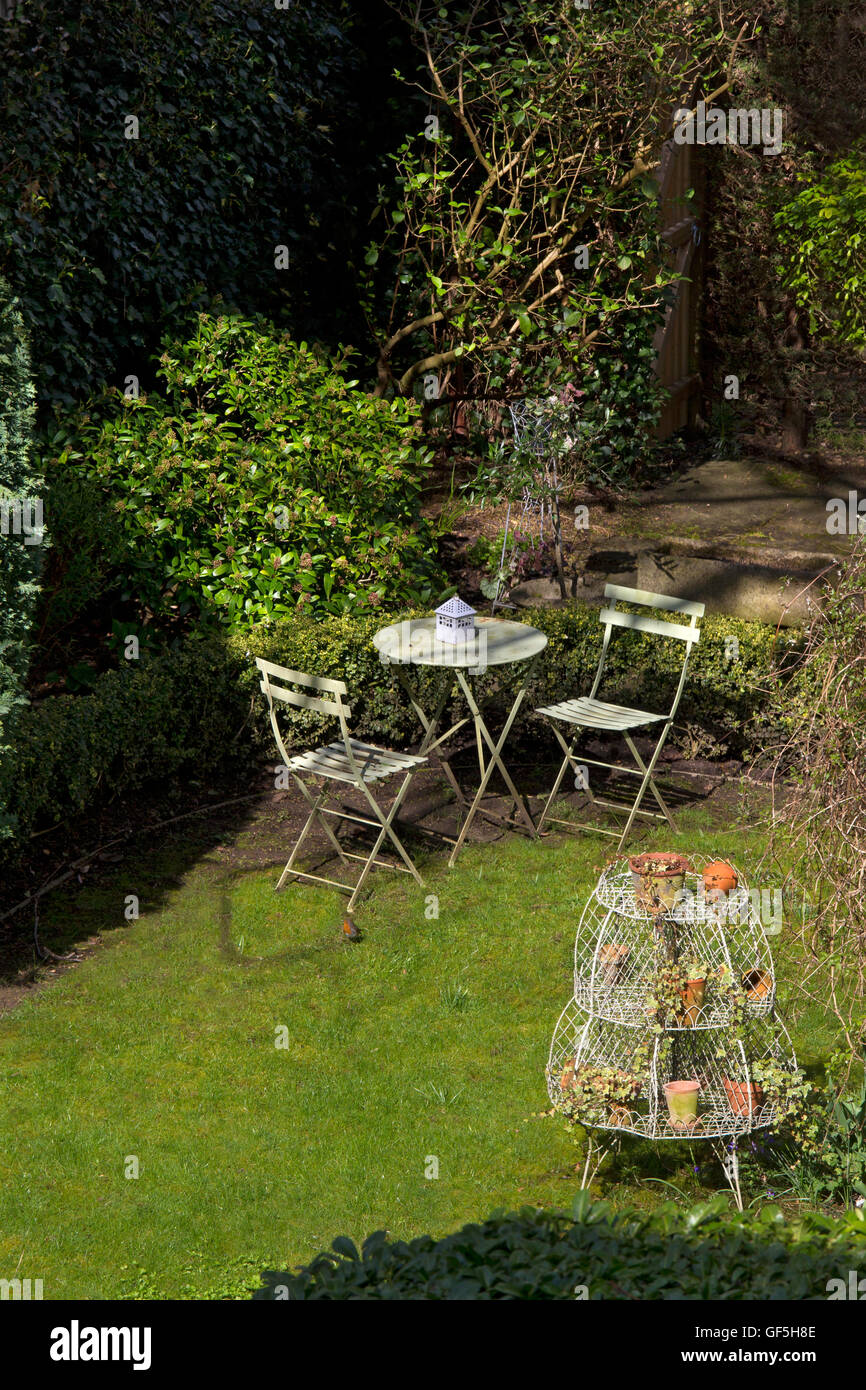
[0,276,42,838]
[0,604,795,858]
[0,0,380,402]
[253,1193,866,1300]
[0,635,248,854]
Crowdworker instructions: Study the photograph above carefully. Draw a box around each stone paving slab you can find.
[512,455,865,622]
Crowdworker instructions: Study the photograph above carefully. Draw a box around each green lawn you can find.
[0,808,838,1299]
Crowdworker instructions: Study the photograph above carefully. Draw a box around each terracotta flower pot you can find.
[742,968,772,1002]
[723,1076,764,1117]
[702,860,738,895]
[629,852,691,913]
[598,942,630,985]
[679,977,706,1027]
[664,1079,700,1127]
[560,1059,576,1092]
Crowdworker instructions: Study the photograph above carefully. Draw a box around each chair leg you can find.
[624,733,676,825]
[616,729,676,849]
[536,732,577,832]
[536,724,598,832]
[349,772,425,910]
[364,770,425,878]
[275,778,347,891]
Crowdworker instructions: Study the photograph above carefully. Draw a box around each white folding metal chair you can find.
[256,658,428,910]
[535,585,705,848]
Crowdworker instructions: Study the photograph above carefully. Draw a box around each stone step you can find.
[510,538,839,626]
[635,542,837,627]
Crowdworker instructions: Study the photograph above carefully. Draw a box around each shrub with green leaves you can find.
[775,148,866,351]
[0,277,43,836]
[43,315,445,630]
[253,1192,866,1299]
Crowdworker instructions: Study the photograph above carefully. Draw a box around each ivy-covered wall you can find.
[0,0,403,403]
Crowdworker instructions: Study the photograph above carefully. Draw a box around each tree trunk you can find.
[780,297,812,452]
[780,400,811,453]
[552,493,567,601]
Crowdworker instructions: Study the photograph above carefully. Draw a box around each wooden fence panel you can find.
[652,130,704,438]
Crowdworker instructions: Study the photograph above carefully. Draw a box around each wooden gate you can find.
[652,129,704,438]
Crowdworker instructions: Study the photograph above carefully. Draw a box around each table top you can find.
[373,615,548,669]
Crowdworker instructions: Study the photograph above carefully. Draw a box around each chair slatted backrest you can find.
[589,584,704,719]
[255,657,354,769]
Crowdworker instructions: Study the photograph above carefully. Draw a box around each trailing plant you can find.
[556,1064,642,1128]
[645,961,715,1031]
[750,1058,810,1127]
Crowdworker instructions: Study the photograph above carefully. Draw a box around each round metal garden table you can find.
[372,616,547,866]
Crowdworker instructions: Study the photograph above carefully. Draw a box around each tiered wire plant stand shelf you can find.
[546,855,798,1208]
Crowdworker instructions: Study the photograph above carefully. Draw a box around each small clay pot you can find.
[723,1077,764,1117]
[630,852,691,913]
[702,860,738,895]
[742,968,772,1002]
[664,1079,701,1126]
[679,977,706,1027]
[598,942,630,985]
[560,1059,576,1092]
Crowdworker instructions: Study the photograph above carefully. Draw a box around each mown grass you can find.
[0,805,842,1299]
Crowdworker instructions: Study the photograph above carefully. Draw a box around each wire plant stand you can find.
[492,400,565,613]
[546,855,798,1208]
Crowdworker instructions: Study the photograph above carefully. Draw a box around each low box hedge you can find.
[234,602,795,759]
[253,1192,866,1300]
[0,603,798,860]
[0,635,249,853]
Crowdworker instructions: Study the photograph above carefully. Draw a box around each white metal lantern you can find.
[435,594,476,644]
